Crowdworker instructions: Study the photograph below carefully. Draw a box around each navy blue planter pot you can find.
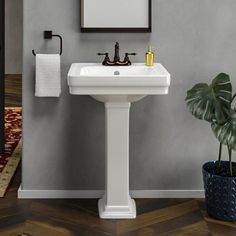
[203,161,236,221]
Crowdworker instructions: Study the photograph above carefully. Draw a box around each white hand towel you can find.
[35,54,61,97]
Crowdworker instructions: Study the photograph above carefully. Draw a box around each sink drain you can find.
[114,71,120,75]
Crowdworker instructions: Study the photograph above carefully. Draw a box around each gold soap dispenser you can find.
[145,46,154,66]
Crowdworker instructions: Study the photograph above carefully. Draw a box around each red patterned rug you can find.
[0,107,22,197]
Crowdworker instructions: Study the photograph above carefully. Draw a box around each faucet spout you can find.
[114,42,120,62]
[97,42,136,66]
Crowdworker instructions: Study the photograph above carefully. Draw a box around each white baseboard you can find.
[131,190,204,198]
[18,185,204,199]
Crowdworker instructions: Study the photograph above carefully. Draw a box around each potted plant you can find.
[186,73,236,221]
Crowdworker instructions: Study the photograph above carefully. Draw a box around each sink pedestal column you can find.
[98,102,136,219]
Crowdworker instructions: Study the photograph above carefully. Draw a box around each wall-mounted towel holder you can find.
[32,31,63,56]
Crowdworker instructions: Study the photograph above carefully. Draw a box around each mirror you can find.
[81,0,152,32]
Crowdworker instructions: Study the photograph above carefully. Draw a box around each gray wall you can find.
[22,0,236,190]
[5,0,23,74]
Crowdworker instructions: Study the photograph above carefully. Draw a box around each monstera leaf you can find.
[212,110,236,151]
[186,73,232,123]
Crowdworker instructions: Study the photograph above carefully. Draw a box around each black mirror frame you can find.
[80,0,152,33]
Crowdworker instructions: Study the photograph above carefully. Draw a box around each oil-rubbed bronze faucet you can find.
[97,42,136,66]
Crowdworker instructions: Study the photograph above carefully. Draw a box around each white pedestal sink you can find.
[68,63,171,219]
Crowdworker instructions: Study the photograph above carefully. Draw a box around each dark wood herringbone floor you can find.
[2,75,236,235]
[1,168,236,236]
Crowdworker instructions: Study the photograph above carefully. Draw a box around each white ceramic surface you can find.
[67,63,171,219]
[68,63,170,102]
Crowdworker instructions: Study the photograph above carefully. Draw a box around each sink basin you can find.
[67,63,171,219]
[68,63,170,102]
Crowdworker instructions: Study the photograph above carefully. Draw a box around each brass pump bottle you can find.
[145,46,154,66]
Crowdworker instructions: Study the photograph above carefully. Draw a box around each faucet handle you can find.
[97,53,111,65]
[123,53,136,65]
[97,52,109,56]
[125,53,137,56]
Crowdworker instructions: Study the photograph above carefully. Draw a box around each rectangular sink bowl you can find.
[68,63,171,95]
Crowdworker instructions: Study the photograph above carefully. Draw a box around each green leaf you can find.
[186,73,232,123]
[212,110,236,150]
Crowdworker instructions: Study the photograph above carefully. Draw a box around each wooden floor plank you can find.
[206,222,236,236]
[117,200,199,235]
[0,221,74,236]
[159,221,211,236]
[135,198,192,215]
[28,214,113,236]
[121,210,204,236]
[31,201,117,235]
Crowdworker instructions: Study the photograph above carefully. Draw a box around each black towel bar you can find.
[32,31,63,56]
